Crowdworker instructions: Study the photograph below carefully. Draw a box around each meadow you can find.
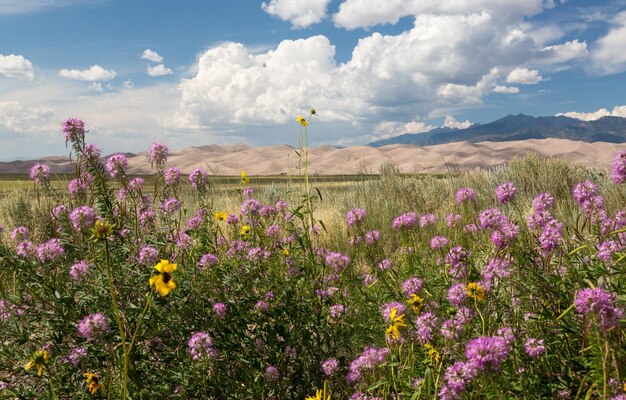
[0,117,625,399]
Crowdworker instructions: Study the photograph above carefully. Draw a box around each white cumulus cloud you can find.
[262,0,331,28]
[332,0,546,30]
[141,49,164,63]
[0,101,54,133]
[444,115,473,129]
[0,54,35,80]
[506,67,543,84]
[590,11,626,75]
[147,64,173,76]
[58,65,116,81]
[493,85,520,93]
[374,120,434,138]
[556,105,626,121]
[88,82,103,92]
[537,39,588,64]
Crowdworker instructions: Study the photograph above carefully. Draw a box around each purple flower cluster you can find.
[478,208,507,230]
[164,167,181,187]
[414,312,438,344]
[68,174,94,197]
[329,304,346,318]
[198,253,219,269]
[264,365,280,382]
[138,245,158,265]
[611,150,626,184]
[419,213,437,228]
[70,206,96,233]
[70,260,90,282]
[364,230,381,245]
[29,163,51,185]
[572,180,605,215]
[36,238,64,263]
[455,187,477,204]
[532,193,555,212]
[346,346,389,384]
[440,331,512,399]
[160,197,181,215]
[213,302,227,318]
[445,246,470,280]
[430,235,449,249]
[64,347,88,367]
[78,313,109,341]
[105,154,128,178]
[346,208,367,227]
[149,142,169,168]
[189,168,208,190]
[188,332,217,360]
[575,287,624,333]
[322,358,339,377]
[597,240,622,262]
[524,338,546,358]
[401,277,423,297]
[448,283,468,307]
[62,118,85,142]
[391,212,417,230]
[10,226,29,242]
[495,181,517,204]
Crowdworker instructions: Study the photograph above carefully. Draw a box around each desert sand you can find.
[1,138,624,175]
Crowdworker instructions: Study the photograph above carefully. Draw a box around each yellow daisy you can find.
[240,170,250,184]
[149,259,177,296]
[84,372,104,395]
[296,115,309,127]
[24,350,49,377]
[467,282,485,302]
[214,211,228,222]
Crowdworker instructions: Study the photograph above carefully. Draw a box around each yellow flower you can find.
[240,225,252,238]
[240,170,250,184]
[424,343,441,364]
[467,282,485,301]
[407,294,425,314]
[306,389,330,400]
[385,307,407,341]
[91,219,112,240]
[149,259,177,296]
[24,350,49,377]
[214,211,228,222]
[84,372,104,395]
[297,115,309,127]
[282,248,290,256]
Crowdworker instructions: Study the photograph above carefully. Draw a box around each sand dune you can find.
[1,138,624,175]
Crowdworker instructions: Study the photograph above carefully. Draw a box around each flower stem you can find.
[104,241,129,399]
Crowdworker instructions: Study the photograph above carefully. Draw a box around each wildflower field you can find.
[1,117,626,400]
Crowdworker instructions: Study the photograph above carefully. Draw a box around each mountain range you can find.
[369,114,626,147]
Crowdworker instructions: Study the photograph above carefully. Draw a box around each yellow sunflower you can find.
[24,350,49,377]
[296,115,309,127]
[240,170,250,184]
[84,372,104,395]
[149,259,177,296]
[385,307,407,341]
[214,211,228,222]
[467,282,485,301]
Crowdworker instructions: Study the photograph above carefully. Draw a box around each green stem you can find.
[104,241,129,399]
[129,294,153,354]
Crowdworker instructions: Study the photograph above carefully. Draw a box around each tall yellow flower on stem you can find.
[240,225,252,239]
[296,115,309,127]
[214,211,228,222]
[385,307,407,341]
[149,260,177,296]
[467,282,485,301]
[306,389,330,400]
[240,170,250,184]
[24,350,49,377]
[84,372,104,395]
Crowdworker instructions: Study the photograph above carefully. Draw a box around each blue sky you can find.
[1,0,626,160]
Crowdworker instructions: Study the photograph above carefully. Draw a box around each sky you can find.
[1,0,626,160]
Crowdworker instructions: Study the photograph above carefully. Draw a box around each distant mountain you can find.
[368,114,626,147]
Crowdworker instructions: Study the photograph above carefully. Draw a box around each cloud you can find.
[374,120,434,138]
[493,85,520,94]
[556,105,626,121]
[0,54,35,80]
[88,82,103,92]
[58,65,116,81]
[0,0,100,15]
[506,67,543,84]
[147,64,174,76]
[141,49,164,63]
[537,40,588,64]
[590,11,626,75]
[0,101,54,133]
[332,0,546,30]
[262,0,331,28]
[444,115,473,129]
[122,79,134,89]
